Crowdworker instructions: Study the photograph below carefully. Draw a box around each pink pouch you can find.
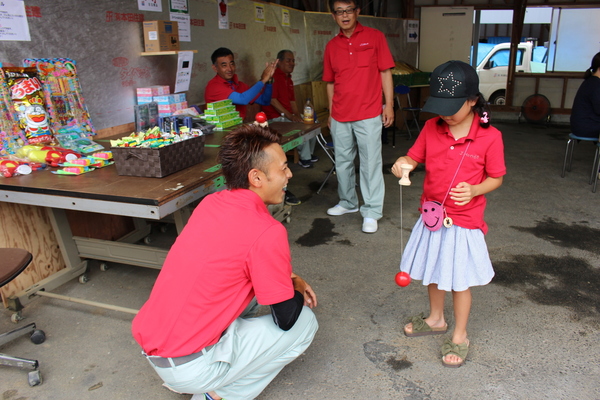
[421,200,444,231]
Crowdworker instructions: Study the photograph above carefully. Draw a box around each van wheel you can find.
[489,91,506,106]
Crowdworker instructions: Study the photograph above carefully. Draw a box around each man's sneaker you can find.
[362,217,378,233]
[310,154,319,163]
[327,204,359,216]
[298,159,313,168]
[285,190,301,206]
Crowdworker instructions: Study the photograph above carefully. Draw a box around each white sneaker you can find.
[327,204,359,216]
[362,218,378,233]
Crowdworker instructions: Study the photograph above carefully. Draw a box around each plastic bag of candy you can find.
[4,67,54,145]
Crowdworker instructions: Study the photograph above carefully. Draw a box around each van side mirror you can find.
[484,60,495,69]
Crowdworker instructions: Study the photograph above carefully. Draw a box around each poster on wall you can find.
[282,9,290,27]
[218,0,228,29]
[406,20,419,43]
[170,0,188,13]
[138,0,162,12]
[170,12,191,42]
[0,0,31,41]
[175,51,194,93]
[254,3,265,23]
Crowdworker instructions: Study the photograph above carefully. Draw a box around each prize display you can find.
[0,58,101,176]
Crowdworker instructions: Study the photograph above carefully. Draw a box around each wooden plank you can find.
[141,50,198,56]
[65,210,135,241]
[311,81,329,114]
[95,122,135,139]
[0,203,65,307]
[294,82,313,112]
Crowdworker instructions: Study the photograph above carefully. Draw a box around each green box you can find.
[206,99,233,110]
[214,117,243,130]
[204,105,236,116]
[204,111,240,123]
[393,72,430,87]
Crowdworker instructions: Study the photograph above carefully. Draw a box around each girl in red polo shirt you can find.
[392,60,506,368]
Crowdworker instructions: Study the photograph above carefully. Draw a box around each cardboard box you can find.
[153,93,186,104]
[206,99,233,110]
[112,135,205,178]
[143,21,179,52]
[137,85,170,96]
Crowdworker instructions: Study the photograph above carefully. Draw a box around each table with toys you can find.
[0,119,321,319]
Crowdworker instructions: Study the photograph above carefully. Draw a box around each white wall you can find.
[0,0,417,131]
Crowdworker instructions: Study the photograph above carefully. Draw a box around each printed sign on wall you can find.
[218,0,228,29]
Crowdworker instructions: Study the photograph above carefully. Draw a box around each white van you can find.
[474,42,547,105]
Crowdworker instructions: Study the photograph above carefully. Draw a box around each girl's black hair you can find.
[436,93,491,129]
[471,93,491,128]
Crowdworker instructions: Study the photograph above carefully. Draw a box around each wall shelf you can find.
[141,50,198,56]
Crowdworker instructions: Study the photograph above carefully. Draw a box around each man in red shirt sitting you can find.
[204,47,278,122]
[132,124,319,400]
[263,50,318,167]
[263,49,319,205]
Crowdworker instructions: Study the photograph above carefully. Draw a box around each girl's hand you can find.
[450,176,504,206]
[449,182,475,206]
[391,156,416,179]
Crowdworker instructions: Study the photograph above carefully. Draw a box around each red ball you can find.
[395,271,411,287]
[255,112,267,123]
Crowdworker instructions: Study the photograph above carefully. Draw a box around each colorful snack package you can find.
[4,67,54,144]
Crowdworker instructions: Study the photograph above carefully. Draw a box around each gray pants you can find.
[331,115,385,219]
[147,302,318,400]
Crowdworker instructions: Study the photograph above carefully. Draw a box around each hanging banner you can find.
[254,3,265,24]
[406,20,419,43]
[175,51,194,93]
[170,0,188,13]
[218,0,228,29]
[170,12,191,42]
[282,9,290,27]
[0,0,31,41]
[138,0,162,12]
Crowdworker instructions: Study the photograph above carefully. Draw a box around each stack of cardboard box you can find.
[203,99,243,130]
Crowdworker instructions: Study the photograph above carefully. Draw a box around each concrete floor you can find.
[1,121,600,400]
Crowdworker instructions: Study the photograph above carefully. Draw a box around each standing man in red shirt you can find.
[205,47,278,121]
[132,124,318,400]
[323,0,395,233]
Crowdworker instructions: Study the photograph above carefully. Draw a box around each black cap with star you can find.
[422,60,479,116]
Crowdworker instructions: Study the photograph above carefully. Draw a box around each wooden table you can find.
[0,122,320,317]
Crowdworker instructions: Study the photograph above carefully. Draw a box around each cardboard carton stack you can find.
[136,86,188,117]
[136,85,169,104]
[203,99,242,130]
[154,93,188,116]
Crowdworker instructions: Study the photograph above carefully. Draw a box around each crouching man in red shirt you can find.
[132,124,319,400]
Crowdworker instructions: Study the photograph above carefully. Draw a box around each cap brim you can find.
[422,96,467,117]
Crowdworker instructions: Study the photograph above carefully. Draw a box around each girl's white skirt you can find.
[400,216,494,292]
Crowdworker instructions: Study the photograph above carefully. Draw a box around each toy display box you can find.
[111,135,205,178]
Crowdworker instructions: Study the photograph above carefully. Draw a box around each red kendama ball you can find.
[395,271,411,287]
[255,112,267,123]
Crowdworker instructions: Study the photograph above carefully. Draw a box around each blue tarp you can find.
[471,43,496,66]
[471,43,548,67]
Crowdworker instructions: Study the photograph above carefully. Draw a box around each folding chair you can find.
[392,85,421,147]
[316,131,335,194]
[561,133,599,192]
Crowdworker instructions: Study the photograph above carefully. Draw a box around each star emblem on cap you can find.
[437,72,462,95]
